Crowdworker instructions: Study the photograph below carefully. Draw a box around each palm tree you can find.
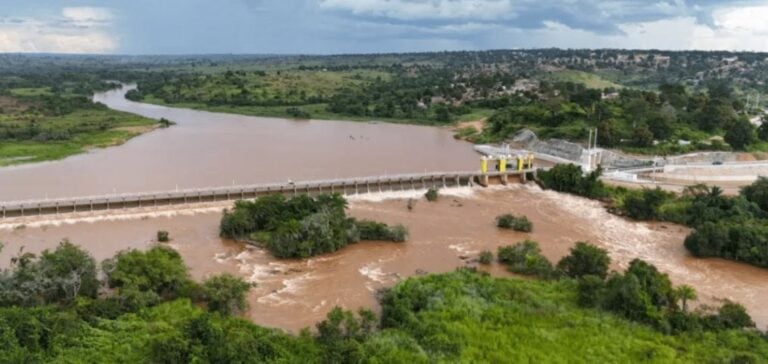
[708,186,723,199]
[676,285,697,312]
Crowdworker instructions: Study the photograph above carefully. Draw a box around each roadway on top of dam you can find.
[0,170,537,219]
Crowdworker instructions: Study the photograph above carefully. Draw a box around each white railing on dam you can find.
[0,170,534,218]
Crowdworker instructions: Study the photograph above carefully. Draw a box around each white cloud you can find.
[497,13,768,51]
[320,0,515,20]
[0,7,117,53]
[712,5,768,35]
[62,7,114,28]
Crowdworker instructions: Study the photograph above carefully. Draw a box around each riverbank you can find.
[0,108,160,167]
[2,185,766,332]
[137,94,495,128]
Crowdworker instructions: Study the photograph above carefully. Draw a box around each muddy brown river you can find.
[0,87,766,332]
[0,85,477,201]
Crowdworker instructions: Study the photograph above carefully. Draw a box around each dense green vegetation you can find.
[1,51,764,163]
[482,80,763,154]
[497,240,759,336]
[538,164,768,269]
[495,213,533,232]
[219,194,407,258]
[1,239,765,362]
[0,66,161,166]
[108,49,768,154]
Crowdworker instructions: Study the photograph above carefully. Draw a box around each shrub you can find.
[707,301,755,330]
[201,273,253,316]
[557,242,611,279]
[740,177,768,213]
[621,188,673,220]
[157,230,170,242]
[425,188,439,202]
[103,246,192,299]
[684,221,768,268]
[537,164,607,199]
[497,240,555,278]
[478,251,493,265]
[356,220,409,242]
[158,118,175,128]
[286,107,312,119]
[495,214,533,232]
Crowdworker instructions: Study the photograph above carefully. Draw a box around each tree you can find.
[696,100,736,132]
[557,242,611,279]
[597,119,620,147]
[201,274,252,316]
[758,119,768,141]
[103,246,192,299]
[647,114,674,140]
[724,118,756,150]
[631,126,654,148]
[316,307,377,363]
[713,301,755,329]
[740,177,768,212]
[675,285,697,312]
[497,240,555,278]
[38,241,100,304]
[622,188,672,220]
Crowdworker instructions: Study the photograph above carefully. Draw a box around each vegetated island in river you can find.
[1,236,766,362]
[219,193,408,258]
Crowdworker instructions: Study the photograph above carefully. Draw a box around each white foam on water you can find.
[0,184,524,230]
[347,186,478,203]
[256,272,318,305]
[515,183,698,276]
[358,262,388,284]
[312,300,328,312]
[448,242,477,256]
[0,204,231,231]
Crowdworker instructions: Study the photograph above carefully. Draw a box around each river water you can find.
[0,87,766,331]
[0,85,477,201]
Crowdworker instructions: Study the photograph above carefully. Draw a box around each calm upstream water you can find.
[0,87,766,332]
[0,85,478,201]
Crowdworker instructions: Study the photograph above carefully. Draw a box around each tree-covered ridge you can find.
[483,80,766,154]
[4,50,762,155]
[1,240,765,363]
[220,194,407,258]
[117,50,768,154]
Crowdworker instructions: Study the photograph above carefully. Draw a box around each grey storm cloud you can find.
[317,0,765,34]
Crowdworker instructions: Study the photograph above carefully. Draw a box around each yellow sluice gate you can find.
[498,157,507,173]
[480,157,489,174]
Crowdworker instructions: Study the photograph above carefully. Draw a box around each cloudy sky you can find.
[1,0,767,54]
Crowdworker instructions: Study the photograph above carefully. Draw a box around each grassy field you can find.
[157,69,389,103]
[540,69,624,89]
[0,108,158,166]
